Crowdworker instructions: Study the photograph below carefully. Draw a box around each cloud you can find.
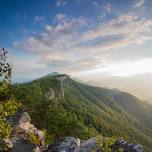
[92,0,98,7]
[34,16,45,22]
[104,3,112,13]
[14,15,94,74]
[92,1,112,14]
[14,11,152,75]
[46,56,106,74]
[100,58,152,77]
[133,0,145,8]
[7,52,47,82]
[56,14,66,21]
[45,25,53,33]
[56,0,67,7]
[81,12,152,49]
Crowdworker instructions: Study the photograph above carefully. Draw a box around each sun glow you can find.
[90,58,152,77]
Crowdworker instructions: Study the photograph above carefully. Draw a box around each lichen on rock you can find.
[2,112,46,152]
[1,111,144,152]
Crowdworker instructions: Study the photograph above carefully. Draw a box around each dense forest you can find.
[12,73,152,152]
[0,49,152,151]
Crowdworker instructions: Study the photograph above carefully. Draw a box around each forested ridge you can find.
[12,73,152,152]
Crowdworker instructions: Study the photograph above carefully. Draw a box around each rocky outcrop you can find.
[1,112,144,152]
[56,74,69,98]
[47,137,144,152]
[112,140,144,152]
[78,138,96,152]
[2,112,46,152]
[45,88,55,100]
[44,75,70,101]
[8,139,40,152]
[56,75,69,83]
[47,137,80,152]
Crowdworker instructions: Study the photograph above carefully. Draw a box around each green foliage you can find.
[0,48,12,82]
[0,48,12,101]
[0,99,22,118]
[42,129,53,144]
[95,135,116,152]
[0,99,22,141]
[0,119,12,140]
[0,140,12,152]
[0,99,21,152]
[0,82,12,101]
[12,75,152,151]
[0,48,21,151]
[28,133,41,145]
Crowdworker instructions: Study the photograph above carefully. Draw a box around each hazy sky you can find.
[0,0,152,99]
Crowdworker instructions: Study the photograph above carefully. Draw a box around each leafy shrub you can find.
[0,99,22,118]
[95,135,116,152]
[42,129,53,144]
[0,99,21,152]
[0,48,21,141]
[0,119,12,140]
[0,99,22,140]
[0,48,12,82]
[28,133,41,145]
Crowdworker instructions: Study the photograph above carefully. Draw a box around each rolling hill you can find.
[13,73,152,151]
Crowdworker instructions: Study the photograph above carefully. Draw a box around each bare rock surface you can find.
[4,112,46,152]
[112,140,144,152]
[78,138,96,152]
[2,111,144,152]
[47,137,80,152]
[8,139,36,152]
[47,137,144,152]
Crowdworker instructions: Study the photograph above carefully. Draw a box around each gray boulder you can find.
[8,139,36,152]
[112,140,144,152]
[2,111,144,152]
[47,137,80,152]
[78,138,97,152]
[47,137,144,152]
[3,112,46,152]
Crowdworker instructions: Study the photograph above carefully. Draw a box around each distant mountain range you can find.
[87,73,152,101]
[13,73,152,152]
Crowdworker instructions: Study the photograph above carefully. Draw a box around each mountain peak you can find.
[13,74,152,152]
[45,72,60,77]
[43,72,70,79]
